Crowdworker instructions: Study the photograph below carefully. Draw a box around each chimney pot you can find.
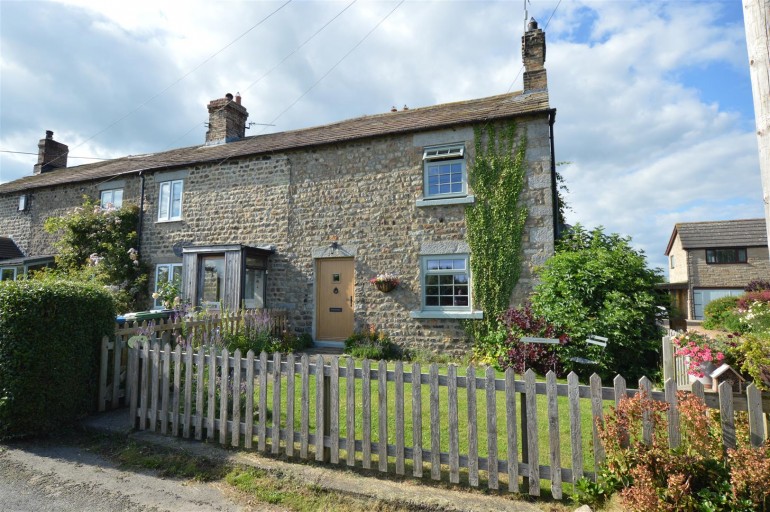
[235,92,241,105]
[390,106,397,112]
[225,93,234,101]
[46,130,54,139]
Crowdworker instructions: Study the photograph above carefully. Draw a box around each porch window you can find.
[154,263,182,308]
[244,256,266,309]
[199,255,225,310]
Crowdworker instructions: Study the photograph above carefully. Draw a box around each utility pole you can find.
[742,0,770,242]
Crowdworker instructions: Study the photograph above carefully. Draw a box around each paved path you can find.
[0,440,243,512]
[0,410,549,512]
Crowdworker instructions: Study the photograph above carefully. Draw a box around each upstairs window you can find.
[158,180,183,221]
[423,144,466,199]
[706,248,747,264]
[100,188,123,209]
[669,255,675,269]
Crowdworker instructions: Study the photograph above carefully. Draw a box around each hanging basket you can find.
[375,281,397,293]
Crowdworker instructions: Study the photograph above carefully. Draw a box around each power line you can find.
[262,0,405,131]
[162,0,357,151]
[241,0,357,96]
[42,1,293,170]
[506,0,562,94]
[0,149,107,161]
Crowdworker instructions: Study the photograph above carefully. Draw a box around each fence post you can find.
[98,336,109,412]
[662,336,674,384]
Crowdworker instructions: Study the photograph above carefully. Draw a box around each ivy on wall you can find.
[466,122,528,335]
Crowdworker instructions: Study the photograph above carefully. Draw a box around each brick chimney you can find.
[522,18,547,92]
[205,92,249,144]
[33,130,68,175]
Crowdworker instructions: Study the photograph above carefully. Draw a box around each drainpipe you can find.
[548,108,560,241]
[137,171,145,254]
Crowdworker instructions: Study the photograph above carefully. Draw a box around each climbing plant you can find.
[465,122,528,337]
[42,196,149,312]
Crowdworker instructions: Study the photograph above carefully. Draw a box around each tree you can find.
[531,225,667,381]
[43,197,148,312]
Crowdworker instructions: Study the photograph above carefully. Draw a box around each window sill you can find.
[410,310,483,320]
[155,219,183,224]
[415,195,475,207]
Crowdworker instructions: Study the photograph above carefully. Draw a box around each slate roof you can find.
[665,218,768,255]
[0,237,24,260]
[0,90,551,194]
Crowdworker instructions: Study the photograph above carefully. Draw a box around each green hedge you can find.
[0,280,115,439]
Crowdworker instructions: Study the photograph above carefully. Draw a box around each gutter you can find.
[548,108,560,241]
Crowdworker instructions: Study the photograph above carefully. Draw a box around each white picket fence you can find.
[119,340,769,499]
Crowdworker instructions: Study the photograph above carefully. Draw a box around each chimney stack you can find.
[33,130,68,175]
[522,18,547,92]
[205,92,249,144]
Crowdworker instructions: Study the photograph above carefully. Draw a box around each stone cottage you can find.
[663,218,769,323]
[0,21,558,352]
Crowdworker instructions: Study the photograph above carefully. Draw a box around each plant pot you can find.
[375,281,396,293]
[688,360,716,386]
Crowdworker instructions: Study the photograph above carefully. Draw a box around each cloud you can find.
[0,0,763,276]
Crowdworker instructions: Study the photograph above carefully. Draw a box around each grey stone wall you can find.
[0,177,141,258]
[1,114,554,355]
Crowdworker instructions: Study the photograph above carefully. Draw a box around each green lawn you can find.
[245,358,606,492]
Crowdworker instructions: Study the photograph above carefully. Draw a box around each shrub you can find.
[475,304,570,375]
[0,280,115,439]
[531,225,666,381]
[738,299,770,334]
[735,332,770,391]
[182,310,311,355]
[42,197,149,312]
[702,296,740,330]
[737,290,770,311]
[587,390,770,511]
[745,279,770,292]
[344,326,401,360]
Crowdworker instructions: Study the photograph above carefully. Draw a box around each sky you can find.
[0,0,763,274]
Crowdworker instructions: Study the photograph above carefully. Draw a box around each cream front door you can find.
[316,258,354,341]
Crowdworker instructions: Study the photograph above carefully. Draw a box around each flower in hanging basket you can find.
[370,273,399,292]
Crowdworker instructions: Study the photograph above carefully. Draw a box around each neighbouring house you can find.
[0,236,53,281]
[0,20,558,353]
[663,218,770,324]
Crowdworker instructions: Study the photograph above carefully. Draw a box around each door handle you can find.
[349,296,353,307]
